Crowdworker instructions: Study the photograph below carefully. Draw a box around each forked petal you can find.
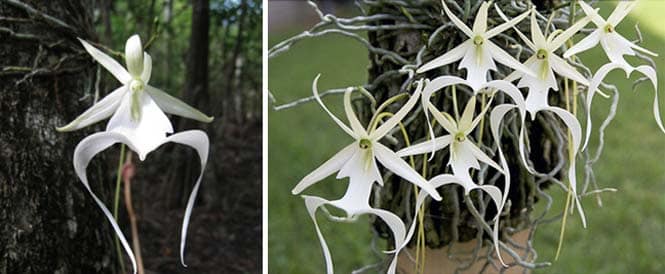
[56,86,126,132]
[145,85,214,123]
[292,143,356,194]
[78,38,132,84]
[374,143,442,200]
[73,131,138,274]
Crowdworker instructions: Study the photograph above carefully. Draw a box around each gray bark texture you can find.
[0,1,117,273]
[365,0,566,248]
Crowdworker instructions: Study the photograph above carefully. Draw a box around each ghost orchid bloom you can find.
[292,76,441,274]
[563,1,657,69]
[397,96,508,265]
[58,35,213,273]
[417,1,535,89]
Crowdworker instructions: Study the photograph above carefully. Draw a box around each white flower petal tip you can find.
[77,37,132,84]
[125,34,144,77]
[56,86,127,132]
[145,86,214,123]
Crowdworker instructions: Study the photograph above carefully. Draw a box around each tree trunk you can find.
[0,1,117,273]
[364,0,565,252]
[222,0,247,123]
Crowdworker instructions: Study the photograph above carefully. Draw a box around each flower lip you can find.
[358,138,372,149]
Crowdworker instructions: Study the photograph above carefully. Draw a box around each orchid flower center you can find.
[604,24,614,33]
[473,35,484,46]
[536,49,548,60]
[454,132,466,143]
[129,80,144,122]
[359,138,372,150]
[130,79,144,93]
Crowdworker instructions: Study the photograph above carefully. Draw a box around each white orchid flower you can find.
[563,1,657,69]
[417,1,535,89]
[58,35,213,273]
[292,76,441,274]
[397,96,509,265]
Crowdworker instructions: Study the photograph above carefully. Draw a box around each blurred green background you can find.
[268,1,665,273]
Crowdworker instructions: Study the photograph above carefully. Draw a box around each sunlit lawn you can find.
[268,2,665,273]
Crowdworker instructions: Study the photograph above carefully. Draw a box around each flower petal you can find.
[493,4,535,50]
[485,80,527,116]
[107,90,173,160]
[427,102,458,134]
[311,74,356,138]
[472,2,490,34]
[600,32,637,67]
[578,1,606,27]
[417,41,470,74]
[486,41,536,78]
[292,143,356,194]
[370,81,422,140]
[125,34,144,77]
[530,9,546,47]
[550,54,589,87]
[78,38,131,84]
[362,207,406,274]
[144,85,214,123]
[343,88,368,136]
[634,65,665,134]
[302,195,335,274]
[563,29,601,59]
[163,130,210,266]
[141,53,152,84]
[459,96,477,131]
[485,7,530,38]
[582,63,622,150]
[441,0,473,37]
[374,143,442,200]
[56,86,126,132]
[607,1,637,26]
[465,141,503,173]
[550,16,592,50]
[396,135,453,157]
[73,131,138,274]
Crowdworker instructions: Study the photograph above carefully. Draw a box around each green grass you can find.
[268,2,665,273]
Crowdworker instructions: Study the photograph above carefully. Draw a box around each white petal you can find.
[417,41,470,74]
[600,32,636,66]
[472,2,490,34]
[292,143,356,194]
[125,34,144,77]
[459,96,477,131]
[550,16,592,50]
[144,85,214,123]
[582,63,621,150]
[563,30,601,58]
[107,90,173,160]
[578,1,606,27]
[370,83,422,140]
[374,143,442,200]
[486,41,536,78]
[302,195,335,274]
[163,130,210,266]
[141,53,152,84]
[396,135,453,157]
[607,1,637,26]
[427,102,458,134]
[450,140,481,176]
[78,38,131,84]
[550,54,589,87]
[485,80,527,116]
[493,4,535,50]
[56,86,126,132]
[466,141,503,173]
[441,0,473,37]
[361,208,406,274]
[485,7,530,38]
[343,88,368,136]
[634,65,665,134]
[73,131,138,274]
[459,43,496,89]
[530,10,546,47]
[312,74,356,138]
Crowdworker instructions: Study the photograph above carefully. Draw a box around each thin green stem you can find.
[114,144,126,273]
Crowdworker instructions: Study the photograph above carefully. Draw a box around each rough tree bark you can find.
[364,0,566,248]
[0,1,117,273]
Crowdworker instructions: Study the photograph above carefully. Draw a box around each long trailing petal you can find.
[145,85,214,123]
[141,53,152,84]
[311,74,356,138]
[486,41,536,78]
[582,63,624,150]
[472,2,489,34]
[634,65,665,133]
[292,143,356,194]
[485,7,530,38]
[441,0,473,37]
[56,86,126,132]
[107,90,174,160]
[550,54,589,86]
[302,195,335,274]
[563,29,601,59]
[374,143,442,200]
[417,41,470,74]
[578,1,606,27]
[550,16,592,50]
[607,1,637,26]
[159,130,210,266]
[396,135,453,157]
[73,131,138,274]
[343,87,368,136]
[78,38,132,84]
[485,80,527,116]
[370,81,422,140]
[362,208,407,274]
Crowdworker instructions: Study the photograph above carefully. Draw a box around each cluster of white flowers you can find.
[58,35,213,274]
[292,1,661,273]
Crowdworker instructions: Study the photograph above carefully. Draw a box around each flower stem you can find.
[114,144,126,273]
[123,153,145,274]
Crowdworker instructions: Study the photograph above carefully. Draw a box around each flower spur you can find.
[58,34,213,273]
[292,76,441,274]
